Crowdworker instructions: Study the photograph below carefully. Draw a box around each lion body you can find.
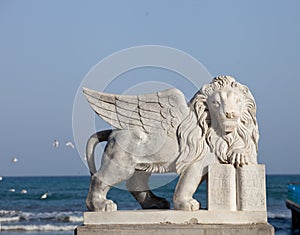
[85,76,259,212]
[106,129,180,174]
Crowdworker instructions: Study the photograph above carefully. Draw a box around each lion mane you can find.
[176,76,259,174]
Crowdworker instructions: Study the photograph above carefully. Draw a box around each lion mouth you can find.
[220,120,237,134]
[220,118,238,122]
[221,120,237,126]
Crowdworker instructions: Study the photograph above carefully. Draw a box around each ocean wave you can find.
[67,215,83,222]
[0,210,19,216]
[22,211,83,220]
[0,224,77,231]
[0,216,20,223]
[268,211,291,219]
[0,210,83,223]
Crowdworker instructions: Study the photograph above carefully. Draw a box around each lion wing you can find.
[83,87,189,135]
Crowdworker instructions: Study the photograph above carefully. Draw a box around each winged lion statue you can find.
[83,76,259,212]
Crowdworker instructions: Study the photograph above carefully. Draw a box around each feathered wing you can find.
[83,87,190,136]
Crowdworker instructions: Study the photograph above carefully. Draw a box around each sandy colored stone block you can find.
[236,164,266,211]
[208,164,236,211]
[75,224,274,235]
[75,223,275,235]
[83,210,267,225]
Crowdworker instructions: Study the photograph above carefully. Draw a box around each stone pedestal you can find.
[75,210,274,235]
[76,164,273,234]
[83,210,267,225]
[75,223,274,235]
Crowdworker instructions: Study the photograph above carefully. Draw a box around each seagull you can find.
[9,188,15,192]
[53,140,59,148]
[40,192,49,199]
[12,157,18,163]
[21,189,27,194]
[65,141,75,149]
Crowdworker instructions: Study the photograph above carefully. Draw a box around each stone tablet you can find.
[208,164,236,211]
[237,164,266,211]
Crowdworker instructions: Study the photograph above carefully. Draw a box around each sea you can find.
[0,175,299,235]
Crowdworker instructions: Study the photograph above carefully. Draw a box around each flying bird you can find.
[21,189,27,194]
[53,140,59,148]
[65,141,75,149]
[40,192,49,199]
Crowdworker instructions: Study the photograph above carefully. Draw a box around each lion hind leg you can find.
[126,171,170,209]
[86,149,135,212]
[86,175,117,212]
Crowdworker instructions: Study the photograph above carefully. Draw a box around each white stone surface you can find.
[83,210,267,225]
[208,164,236,211]
[237,164,266,211]
[83,76,261,212]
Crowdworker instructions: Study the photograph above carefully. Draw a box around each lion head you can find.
[176,76,259,173]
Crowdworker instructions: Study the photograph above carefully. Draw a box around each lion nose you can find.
[225,111,235,119]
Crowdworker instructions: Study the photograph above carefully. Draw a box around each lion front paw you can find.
[174,198,200,211]
[101,199,117,212]
[229,151,248,167]
[86,195,117,212]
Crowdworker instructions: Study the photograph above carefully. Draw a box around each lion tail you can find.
[86,130,112,175]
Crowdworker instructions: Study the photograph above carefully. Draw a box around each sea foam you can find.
[0,224,77,231]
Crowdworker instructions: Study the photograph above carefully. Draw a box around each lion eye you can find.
[212,101,220,107]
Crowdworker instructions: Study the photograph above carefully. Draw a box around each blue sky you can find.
[0,0,299,176]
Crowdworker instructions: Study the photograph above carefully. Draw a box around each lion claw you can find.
[190,199,200,211]
[103,200,117,212]
[86,195,117,212]
[229,152,249,167]
[174,198,200,211]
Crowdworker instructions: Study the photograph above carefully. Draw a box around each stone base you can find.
[75,210,274,235]
[83,210,267,225]
[75,223,275,235]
